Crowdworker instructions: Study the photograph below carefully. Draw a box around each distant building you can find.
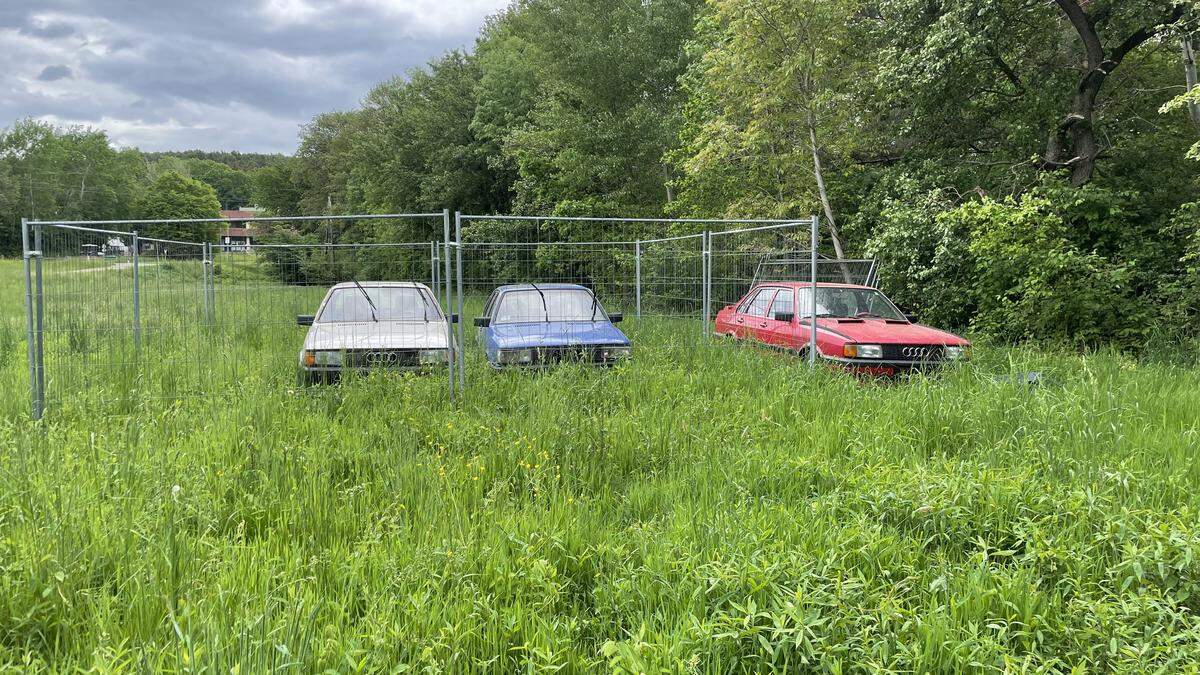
[218,209,263,251]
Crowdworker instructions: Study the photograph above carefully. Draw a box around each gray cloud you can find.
[0,0,509,153]
[36,64,73,81]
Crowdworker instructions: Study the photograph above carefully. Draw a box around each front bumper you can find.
[298,348,451,383]
[489,344,632,369]
[820,355,963,376]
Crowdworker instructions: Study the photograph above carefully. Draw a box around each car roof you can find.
[328,281,431,290]
[754,282,877,290]
[494,283,591,292]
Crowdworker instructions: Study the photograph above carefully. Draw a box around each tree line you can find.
[4,0,1199,347]
[0,121,284,247]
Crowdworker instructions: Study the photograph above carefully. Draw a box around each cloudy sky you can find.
[0,0,510,154]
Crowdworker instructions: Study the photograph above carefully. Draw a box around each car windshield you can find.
[795,287,905,320]
[317,287,439,323]
[494,288,607,323]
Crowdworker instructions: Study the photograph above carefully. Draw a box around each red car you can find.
[715,282,970,374]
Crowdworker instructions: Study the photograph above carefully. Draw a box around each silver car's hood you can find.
[303,321,452,351]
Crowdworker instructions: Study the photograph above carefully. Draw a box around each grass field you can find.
[1,256,1199,672]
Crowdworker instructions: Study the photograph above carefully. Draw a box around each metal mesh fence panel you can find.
[20,212,857,418]
[24,214,450,417]
[453,215,807,388]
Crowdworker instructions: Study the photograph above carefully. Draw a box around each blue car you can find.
[474,283,632,367]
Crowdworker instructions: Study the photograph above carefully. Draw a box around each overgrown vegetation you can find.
[2,256,1200,671]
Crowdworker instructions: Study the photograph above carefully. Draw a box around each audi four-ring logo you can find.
[902,346,930,358]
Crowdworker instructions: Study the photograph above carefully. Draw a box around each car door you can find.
[741,287,778,343]
[762,288,796,349]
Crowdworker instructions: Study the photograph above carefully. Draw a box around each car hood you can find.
[816,318,968,345]
[303,321,452,351]
[489,321,630,349]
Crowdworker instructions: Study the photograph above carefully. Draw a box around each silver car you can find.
[296,281,457,384]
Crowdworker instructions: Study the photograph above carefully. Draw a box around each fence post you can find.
[442,209,454,402]
[454,211,465,390]
[21,218,43,420]
[32,223,46,417]
[430,241,438,291]
[205,242,216,325]
[132,231,141,349]
[635,240,642,319]
[809,215,818,367]
[700,229,705,336]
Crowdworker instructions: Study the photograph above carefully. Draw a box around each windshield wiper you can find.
[351,280,378,322]
[589,291,599,321]
[529,282,548,321]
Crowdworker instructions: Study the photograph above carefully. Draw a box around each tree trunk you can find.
[808,119,852,282]
[661,163,675,203]
[1043,0,1186,186]
[1184,37,1200,128]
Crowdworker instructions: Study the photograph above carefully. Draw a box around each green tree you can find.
[252,160,305,216]
[483,0,701,219]
[186,159,253,209]
[0,119,145,255]
[673,0,868,256]
[134,171,222,242]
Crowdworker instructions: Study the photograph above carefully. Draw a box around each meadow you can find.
[1,256,1199,672]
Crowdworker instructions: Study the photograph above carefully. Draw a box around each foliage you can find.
[960,194,1154,347]
[141,149,288,172]
[0,119,146,254]
[134,171,222,241]
[186,159,254,209]
[862,178,975,328]
[672,0,868,223]
[2,258,1200,669]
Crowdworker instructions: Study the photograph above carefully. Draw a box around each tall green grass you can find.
[0,257,1198,671]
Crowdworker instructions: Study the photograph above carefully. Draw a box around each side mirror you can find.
[774,312,794,323]
[296,315,314,326]
[609,313,623,323]
[449,314,460,324]
[474,317,490,328]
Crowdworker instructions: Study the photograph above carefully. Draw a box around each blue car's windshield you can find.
[494,289,607,324]
[318,287,439,323]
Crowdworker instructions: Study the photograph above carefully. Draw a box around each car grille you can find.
[344,349,422,368]
[881,344,945,362]
[533,346,600,365]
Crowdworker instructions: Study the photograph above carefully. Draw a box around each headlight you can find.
[944,345,968,360]
[843,344,883,359]
[601,346,632,360]
[498,348,534,365]
[419,349,448,365]
[304,350,343,366]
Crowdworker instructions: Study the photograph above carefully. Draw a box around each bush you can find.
[954,194,1153,348]
[1159,202,1200,333]
[863,181,975,328]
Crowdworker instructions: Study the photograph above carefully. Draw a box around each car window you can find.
[745,288,777,317]
[318,287,439,323]
[736,291,756,314]
[818,288,904,319]
[481,290,499,319]
[768,289,794,320]
[494,288,607,323]
[793,287,905,319]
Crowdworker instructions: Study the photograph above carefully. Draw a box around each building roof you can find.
[220,210,258,220]
[220,227,259,238]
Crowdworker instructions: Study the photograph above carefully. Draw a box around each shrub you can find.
[953,194,1153,348]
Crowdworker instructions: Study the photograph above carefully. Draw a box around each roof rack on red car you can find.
[751,252,879,288]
